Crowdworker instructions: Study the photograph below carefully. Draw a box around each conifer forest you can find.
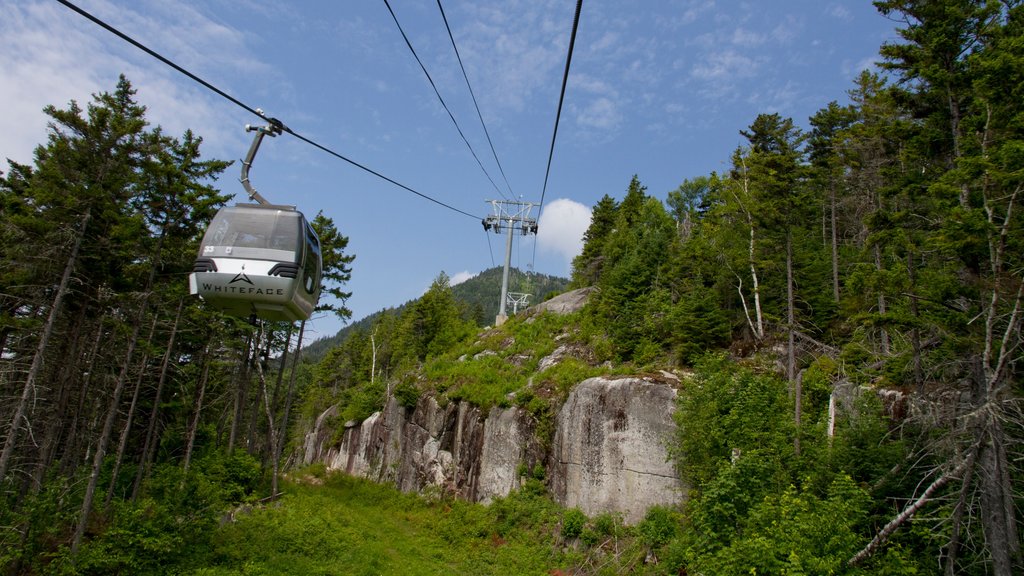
[1,1,1023,574]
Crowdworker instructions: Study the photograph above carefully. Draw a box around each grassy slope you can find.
[190,472,580,575]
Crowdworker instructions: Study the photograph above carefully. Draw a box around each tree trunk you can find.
[907,251,923,390]
[272,320,306,497]
[978,413,1019,575]
[265,325,292,469]
[132,298,183,501]
[105,315,157,505]
[31,305,90,492]
[247,332,273,456]
[72,292,150,553]
[786,230,799,456]
[182,341,212,478]
[830,184,840,303]
[228,333,253,454]
[253,324,280,496]
[60,314,106,479]
[873,243,890,355]
[749,227,764,340]
[0,209,91,486]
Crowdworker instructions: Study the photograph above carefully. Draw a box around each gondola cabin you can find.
[189,204,321,322]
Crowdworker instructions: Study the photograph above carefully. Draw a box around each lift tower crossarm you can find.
[240,115,285,206]
[482,199,538,325]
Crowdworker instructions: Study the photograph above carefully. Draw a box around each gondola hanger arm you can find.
[240,112,286,206]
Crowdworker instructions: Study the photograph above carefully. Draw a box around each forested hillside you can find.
[299,2,1024,573]
[0,76,356,572]
[1,2,1022,575]
[300,266,569,363]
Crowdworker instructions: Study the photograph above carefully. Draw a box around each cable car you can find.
[189,204,321,321]
[189,121,322,322]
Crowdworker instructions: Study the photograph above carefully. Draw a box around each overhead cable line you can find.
[436,0,515,199]
[484,229,496,268]
[55,0,481,221]
[383,0,508,200]
[533,0,584,267]
[539,0,583,213]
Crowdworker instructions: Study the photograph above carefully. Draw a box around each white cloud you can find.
[731,28,765,47]
[537,198,590,266]
[576,97,621,130]
[827,4,853,21]
[690,49,759,81]
[449,270,477,286]
[770,15,803,44]
[0,1,261,167]
[844,56,880,76]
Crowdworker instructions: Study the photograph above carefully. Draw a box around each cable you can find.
[539,0,583,213]
[284,129,479,219]
[533,0,583,267]
[383,0,507,200]
[56,0,482,221]
[484,229,496,269]
[436,0,514,199]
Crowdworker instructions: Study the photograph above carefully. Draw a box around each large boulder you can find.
[548,376,683,523]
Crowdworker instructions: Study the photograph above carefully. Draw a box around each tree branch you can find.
[849,454,973,566]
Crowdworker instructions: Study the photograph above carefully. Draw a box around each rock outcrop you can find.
[549,376,683,523]
[300,288,684,522]
[303,395,544,503]
[301,374,682,523]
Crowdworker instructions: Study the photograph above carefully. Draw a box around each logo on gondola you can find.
[229,271,254,286]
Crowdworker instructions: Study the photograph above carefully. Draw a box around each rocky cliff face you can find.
[549,376,683,523]
[299,288,685,522]
[302,394,544,503]
[300,374,683,523]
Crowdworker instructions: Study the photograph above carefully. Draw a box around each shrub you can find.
[638,506,680,548]
[562,508,586,539]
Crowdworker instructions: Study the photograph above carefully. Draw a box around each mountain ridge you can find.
[301,267,569,363]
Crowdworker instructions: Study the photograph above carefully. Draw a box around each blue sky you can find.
[1,0,898,341]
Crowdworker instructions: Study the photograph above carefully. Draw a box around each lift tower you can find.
[482,200,538,325]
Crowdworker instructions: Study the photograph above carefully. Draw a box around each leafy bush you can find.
[638,505,679,548]
[562,508,586,539]
[671,354,795,488]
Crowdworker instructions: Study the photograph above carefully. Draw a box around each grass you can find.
[187,473,577,575]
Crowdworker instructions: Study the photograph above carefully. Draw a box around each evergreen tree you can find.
[570,194,617,287]
[311,211,355,322]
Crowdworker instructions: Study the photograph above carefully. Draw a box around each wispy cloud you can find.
[0,0,267,166]
[575,97,621,131]
[826,3,853,21]
[731,28,765,47]
[457,1,567,113]
[691,49,761,82]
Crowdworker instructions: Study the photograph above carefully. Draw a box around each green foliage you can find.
[54,498,190,576]
[339,379,387,422]
[196,473,570,575]
[571,193,619,287]
[691,476,876,575]
[311,211,356,321]
[534,357,603,403]
[671,354,796,487]
[666,354,924,575]
[562,508,586,539]
[637,506,680,549]
[670,281,732,364]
